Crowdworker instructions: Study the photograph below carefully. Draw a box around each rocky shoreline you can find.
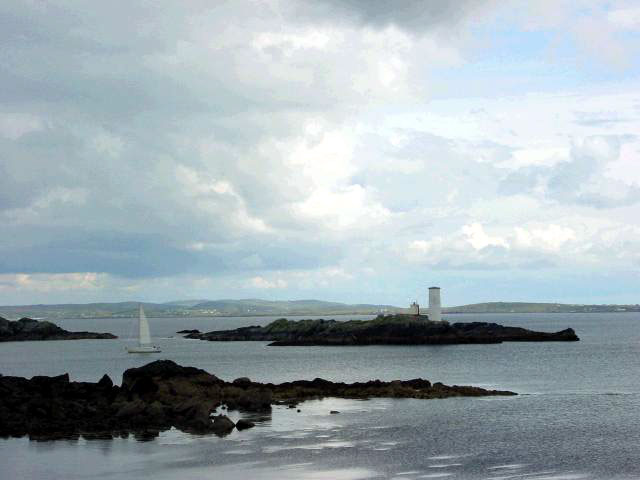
[0,360,515,440]
[183,314,579,346]
[0,317,117,342]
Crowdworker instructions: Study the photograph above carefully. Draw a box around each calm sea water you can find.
[1,313,639,479]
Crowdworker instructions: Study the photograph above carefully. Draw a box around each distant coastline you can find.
[0,299,638,320]
[443,302,640,314]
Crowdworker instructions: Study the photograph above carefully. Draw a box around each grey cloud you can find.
[0,231,201,278]
[0,107,341,277]
[297,0,490,33]
[498,166,544,196]
[573,110,632,127]
[408,239,560,271]
[0,224,340,278]
[353,130,508,214]
[574,189,640,208]
[499,135,640,208]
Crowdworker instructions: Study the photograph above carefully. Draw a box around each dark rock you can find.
[186,314,579,346]
[31,373,69,388]
[211,415,235,435]
[182,404,215,432]
[122,360,221,389]
[0,317,116,342]
[177,329,200,334]
[330,410,340,414]
[241,388,272,410]
[0,360,516,441]
[232,377,252,387]
[130,376,159,397]
[235,419,255,430]
[115,399,147,419]
[97,374,113,389]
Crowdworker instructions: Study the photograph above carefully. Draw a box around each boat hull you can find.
[127,345,161,353]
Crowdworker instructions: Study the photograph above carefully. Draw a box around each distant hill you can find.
[190,299,397,316]
[444,302,640,314]
[1,300,638,320]
[0,299,401,320]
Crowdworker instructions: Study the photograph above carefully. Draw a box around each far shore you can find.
[2,310,637,321]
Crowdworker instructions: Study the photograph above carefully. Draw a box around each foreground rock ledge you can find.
[0,360,515,440]
[183,314,579,346]
[0,317,116,342]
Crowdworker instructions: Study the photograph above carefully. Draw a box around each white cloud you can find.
[295,184,391,229]
[510,146,570,169]
[0,113,44,140]
[253,28,333,54]
[462,223,509,250]
[608,7,640,29]
[245,266,357,291]
[90,132,124,158]
[403,216,640,271]
[248,276,288,289]
[514,225,576,250]
[0,273,103,292]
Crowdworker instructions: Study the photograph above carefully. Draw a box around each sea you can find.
[1,313,639,480]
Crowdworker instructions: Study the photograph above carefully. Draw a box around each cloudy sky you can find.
[1,1,640,306]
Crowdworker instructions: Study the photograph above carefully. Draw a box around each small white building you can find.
[408,301,420,315]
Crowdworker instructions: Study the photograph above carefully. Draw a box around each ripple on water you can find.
[427,455,466,460]
[224,449,254,455]
[528,474,589,480]
[487,464,527,470]
[197,464,378,480]
[262,440,356,453]
[485,470,584,480]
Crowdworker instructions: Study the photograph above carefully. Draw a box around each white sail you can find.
[127,304,160,353]
[138,304,152,346]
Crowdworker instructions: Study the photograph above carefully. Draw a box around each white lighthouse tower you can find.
[428,287,442,322]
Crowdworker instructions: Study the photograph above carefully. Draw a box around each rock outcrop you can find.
[0,360,515,440]
[0,317,116,342]
[183,314,579,346]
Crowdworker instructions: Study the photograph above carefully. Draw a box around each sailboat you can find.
[127,304,161,353]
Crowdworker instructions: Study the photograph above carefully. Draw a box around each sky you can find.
[1,0,640,307]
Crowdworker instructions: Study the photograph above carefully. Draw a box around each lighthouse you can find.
[428,287,442,322]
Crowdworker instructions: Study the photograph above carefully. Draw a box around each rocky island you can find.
[0,317,117,342]
[0,359,515,440]
[183,314,579,345]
